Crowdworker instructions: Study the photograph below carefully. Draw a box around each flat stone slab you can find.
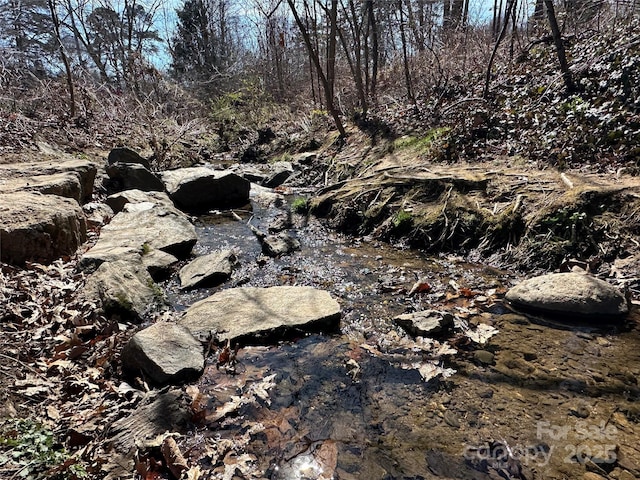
[179,250,236,289]
[121,322,204,384]
[179,286,341,343]
[0,158,97,203]
[505,272,628,319]
[0,192,86,265]
[83,202,196,261]
[106,189,174,213]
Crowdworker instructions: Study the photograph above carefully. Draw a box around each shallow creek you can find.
[162,195,640,480]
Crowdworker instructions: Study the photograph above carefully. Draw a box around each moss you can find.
[392,127,452,155]
[291,197,309,214]
[393,209,413,230]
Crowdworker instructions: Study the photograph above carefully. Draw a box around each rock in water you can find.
[179,250,237,289]
[161,167,250,211]
[394,310,454,337]
[179,286,341,343]
[505,272,628,319]
[262,232,300,257]
[121,322,204,384]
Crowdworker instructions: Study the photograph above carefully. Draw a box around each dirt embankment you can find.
[308,132,640,298]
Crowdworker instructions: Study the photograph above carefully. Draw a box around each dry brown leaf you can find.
[161,436,189,479]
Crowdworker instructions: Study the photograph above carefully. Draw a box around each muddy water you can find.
[165,197,640,480]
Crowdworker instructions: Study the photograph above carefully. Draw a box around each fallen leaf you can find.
[161,436,189,479]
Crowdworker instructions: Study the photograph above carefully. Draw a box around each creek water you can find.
[162,191,640,480]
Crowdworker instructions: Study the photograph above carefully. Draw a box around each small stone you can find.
[262,232,301,257]
[569,402,591,418]
[473,350,495,365]
[443,410,460,428]
[479,389,494,399]
[179,250,237,289]
[394,310,454,337]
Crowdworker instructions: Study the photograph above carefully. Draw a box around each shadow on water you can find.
[167,198,640,479]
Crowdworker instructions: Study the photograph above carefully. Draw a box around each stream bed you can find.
[161,193,640,480]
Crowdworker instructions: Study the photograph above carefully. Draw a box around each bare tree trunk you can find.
[287,0,346,138]
[398,0,414,104]
[48,0,76,117]
[366,0,378,102]
[484,0,516,97]
[543,0,575,93]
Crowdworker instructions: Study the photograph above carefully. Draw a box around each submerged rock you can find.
[262,232,301,257]
[394,310,454,337]
[121,322,204,384]
[179,250,237,289]
[0,192,87,265]
[179,286,341,343]
[505,272,628,319]
[162,167,250,211]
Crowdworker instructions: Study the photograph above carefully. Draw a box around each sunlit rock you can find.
[106,189,175,213]
[0,157,97,203]
[0,192,86,265]
[82,259,162,320]
[121,322,204,385]
[505,272,628,318]
[179,286,341,343]
[179,250,237,289]
[82,201,196,262]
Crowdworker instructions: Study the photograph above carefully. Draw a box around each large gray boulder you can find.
[505,272,628,319]
[0,192,86,265]
[83,202,196,263]
[106,163,164,192]
[179,286,341,343]
[82,259,162,320]
[162,167,250,211]
[107,147,151,169]
[106,189,174,213]
[0,158,97,203]
[179,250,237,289]
[121,322,204,384]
